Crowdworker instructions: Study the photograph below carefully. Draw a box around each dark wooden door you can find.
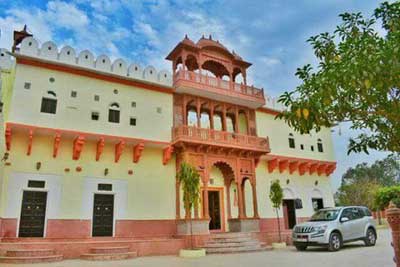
[92,194,114,237]
[19,191,47,237]
[283,199,297,229]
[208,191,221,230]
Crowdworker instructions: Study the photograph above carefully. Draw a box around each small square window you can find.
[71,91,77,98]
[94,95,100,101]
[91,112,99,121]
[300,144,304,150]
[24,82,31,89]
[130,117,136,126]
[98,183,112,191]
[156,107,162,114]
[131,101,136,108]
[28,180,45,188]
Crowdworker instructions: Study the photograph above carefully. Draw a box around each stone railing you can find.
[174,69,265,102]
[10,37,172,86]
[387,204,400,267]
[172,125,270,152]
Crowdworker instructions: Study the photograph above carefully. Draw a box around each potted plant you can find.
[269,179,286,249]
[177,162,206,258]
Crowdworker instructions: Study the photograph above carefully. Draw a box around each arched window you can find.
[187,108,197,127]
[317,138,323,152]
[40,91,57,114]
[288,133,295,148]
[226,115,235,133]
[213,113,222,131]
[238,111,248,134]
[200,111,210,128]
[108,103,120,123]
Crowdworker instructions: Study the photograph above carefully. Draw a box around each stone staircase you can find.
[81,246,137,261]
[202,232,271,254]
[0,249,63,264]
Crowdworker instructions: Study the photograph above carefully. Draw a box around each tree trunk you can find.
[190,214,194,249]
[377,209,382,225]
[276,208,282,243]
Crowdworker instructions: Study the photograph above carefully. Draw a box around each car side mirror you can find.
[340,217,349,223]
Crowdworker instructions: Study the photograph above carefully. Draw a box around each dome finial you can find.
[209,34,212,40]
[184,34,188,39]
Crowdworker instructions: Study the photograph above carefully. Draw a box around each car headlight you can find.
[314,225,328,234]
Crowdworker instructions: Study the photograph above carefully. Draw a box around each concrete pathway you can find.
[1,229,394,267]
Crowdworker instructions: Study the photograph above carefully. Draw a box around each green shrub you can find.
[375,186,400,209]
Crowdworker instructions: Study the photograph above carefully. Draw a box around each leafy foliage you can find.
[336,154,399,209]
[375,186,400,209]
[269,180,283,209]
[177,162,201,217]
[277,1,400,154]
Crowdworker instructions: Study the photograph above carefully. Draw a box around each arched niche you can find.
[77,50,94,68]
[112,59,127,75]
[128,63,142,79]
[95,55,111,72]
[20,37,39,56]
[143,66,157,82]
[59,46,76,64]
[40,41,58,60]
[202,60,230,79]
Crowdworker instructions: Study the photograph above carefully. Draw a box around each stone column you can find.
[241,183,247,218]
[237,181,245,219]
[234,106,239,133]
[222,104,227,132]
[196,98,201,128]
[251,180,259,218]
[225,180,232,219]
[387,203,400,267]
[175,180,180,219]
[210,102,214,130]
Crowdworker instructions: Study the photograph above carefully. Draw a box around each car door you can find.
[352,208,367,239]
[339,208,356,241]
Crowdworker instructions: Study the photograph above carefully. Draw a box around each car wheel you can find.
[328,232,342,252]
[364,228,376,246]
[295,245,307,251]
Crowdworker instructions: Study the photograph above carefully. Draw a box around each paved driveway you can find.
[2,229,394,267]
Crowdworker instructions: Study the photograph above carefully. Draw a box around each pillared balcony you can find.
[172,125,270,153]
[173,70,265,109]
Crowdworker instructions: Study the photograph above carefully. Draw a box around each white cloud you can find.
[46,0,89,29]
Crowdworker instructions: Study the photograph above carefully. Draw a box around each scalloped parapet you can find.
[15,37,172,87]
[0,49,14,70]
[264,95,285,112]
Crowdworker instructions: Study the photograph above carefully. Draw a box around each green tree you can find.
[269,180,284,243]
[341,154,400,187]
[277,1,400,154]
[177,162,201,249]
[336,180,380,209]
[375,185,400,209]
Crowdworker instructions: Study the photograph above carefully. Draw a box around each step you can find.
[80,251,137,261]
[204,240,260,248]
[208,237,253,243]
[210,232,253,239]
[205,245,267,254]
[90,246,130,254]
[6,249,55,257]
[0,255,63,264]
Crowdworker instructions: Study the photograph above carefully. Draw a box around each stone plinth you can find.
[228,218,260,232]
[177,219,210,235]
[387,206,400,267]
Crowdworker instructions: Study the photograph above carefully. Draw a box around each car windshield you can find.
[309,209,340,221]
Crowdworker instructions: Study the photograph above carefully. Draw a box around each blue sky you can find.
[0,0,390,190]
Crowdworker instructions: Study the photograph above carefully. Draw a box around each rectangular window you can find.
[71,91,77,98]
[98,183,112,191]
[131,101,136,108]
[300,144,304,150]
[0,102,3,113]
[40,98,57,114]
[94,95,100,101]
[311,145,314,151]
[108,109,120,123]
[156,107,162,114]
[91,111,99,121]
[312,198,324,211]
[318,143,324,152]
[130,117,136,126]
[288,138,295,149]
[28,180,45,188]
[24,82,31,89]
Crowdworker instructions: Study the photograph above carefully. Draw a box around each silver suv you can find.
[292,206,377,251]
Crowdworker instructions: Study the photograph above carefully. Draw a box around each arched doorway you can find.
[204,161,235,232]
[282,187,297,229]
